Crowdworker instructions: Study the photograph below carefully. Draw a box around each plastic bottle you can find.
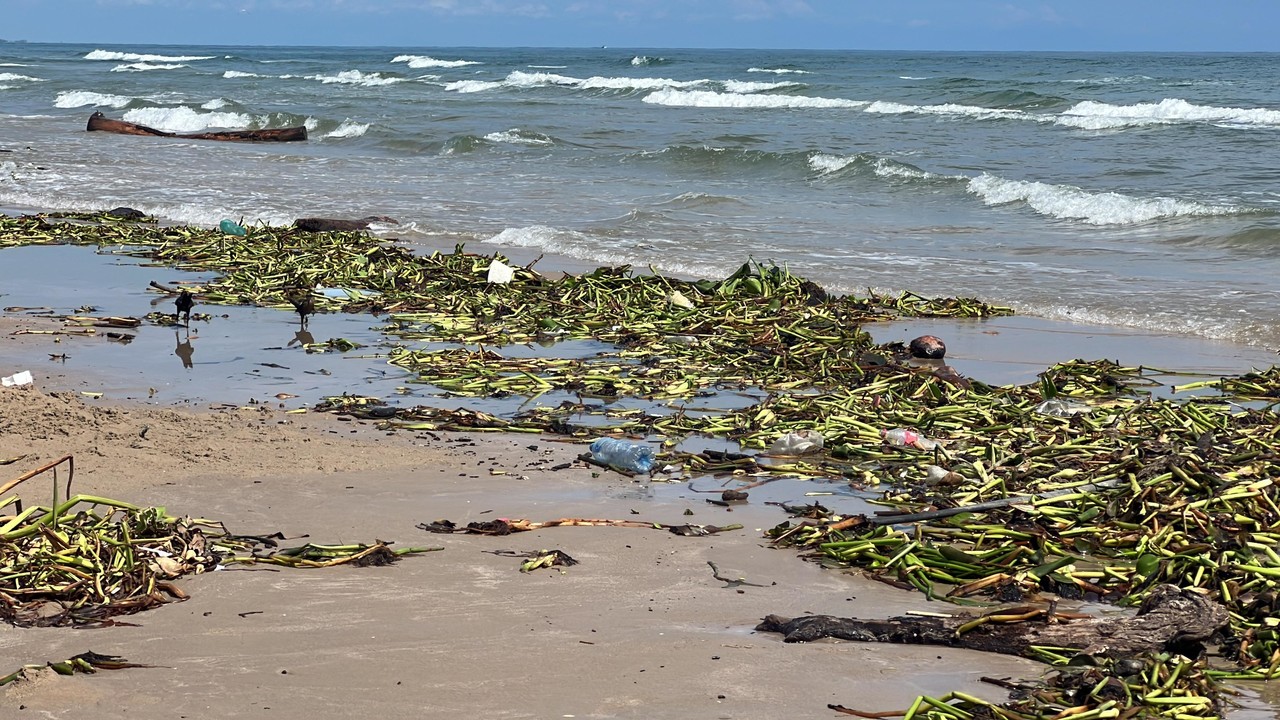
[881,428,938,451]
[589,437,655,473]
[219,219,247,236]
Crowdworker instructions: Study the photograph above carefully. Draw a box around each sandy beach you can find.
[3,220,1279,719]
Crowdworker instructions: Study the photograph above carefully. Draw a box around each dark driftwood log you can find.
[294,218,371,232]
[86,112,306,142]
[757,585,1227,660]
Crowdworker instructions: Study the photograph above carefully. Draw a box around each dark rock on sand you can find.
[107,207,148,219]
[908,335,946,359]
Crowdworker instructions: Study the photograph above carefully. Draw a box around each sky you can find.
[4,0,1279,52]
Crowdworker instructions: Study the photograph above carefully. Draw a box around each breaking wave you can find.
[864,100,1028,121]
[0,73,43,82]
[223,70,264,79]
[443,71,797,96]
[967,173,1252,225]
[54,90,134,108]
[84,49,214,62]
[483,129,554,146]
[121,107,254,132]
[323,120,370,138]
[110,63,188,72]
[644,89,866,109]
[305,70,404,86]
[748,67,810,74]
[390,54,480,68]
[1055,98,1280,130]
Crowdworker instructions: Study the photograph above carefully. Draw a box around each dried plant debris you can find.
[0,457,439,628]
[1,651,156,687]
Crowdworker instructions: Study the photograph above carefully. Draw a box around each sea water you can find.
[2,44,1279,348]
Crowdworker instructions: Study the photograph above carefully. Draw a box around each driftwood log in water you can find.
[756,585,1228,661]
[86,112,307,142]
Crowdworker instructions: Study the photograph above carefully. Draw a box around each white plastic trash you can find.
[487,259,515,284]
[1,370,33,387]
[768,429,824,456]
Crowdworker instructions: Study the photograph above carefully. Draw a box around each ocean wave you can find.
[863,100,1028,121]
[644,89,867,109]
[483,128,554,146]
[967,173,1249,225]
[390,54,480,68]
[306,70,404,86]
[722,80,804,93]
[961,89,1068,110]
[0,72,43,82]
[84,49,214,62]
[54,90,133,108]
[324,120,370,138]
[121,107,255,132]
[631,56,669,66]
[807,153,866,174]
[629,145,815,175]
[0,63,30,67]
[873,157,947,181]
[201,98,232,110]
[445,70,708,94]
[747,67,810,74]
[223,70,264,79]
[1056,98,1280,129]
[111,62,188,72]
[808,152,950,182]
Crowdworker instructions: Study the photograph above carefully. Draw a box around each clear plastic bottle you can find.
[589,437,655,473]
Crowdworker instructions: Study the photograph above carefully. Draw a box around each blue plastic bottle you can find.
[589,437,655,473]
[219,219,247,236]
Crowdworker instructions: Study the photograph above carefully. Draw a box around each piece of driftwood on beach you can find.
[86,112,307,142]
[756,584,1228,661]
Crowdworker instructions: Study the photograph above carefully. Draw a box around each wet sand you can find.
[2,227,1278,718]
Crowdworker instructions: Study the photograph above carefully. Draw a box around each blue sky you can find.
[4,0,1278,51]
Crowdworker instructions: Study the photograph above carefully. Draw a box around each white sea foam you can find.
[721,80,803,93]
[306,70,404,86]
[967,173,1244,225]
[222,70,264,79]
[84,49,214,62]
[644,89,867,109]
[324,120,370,138]
[899,76,931,80]
[0,63,30,67]
[864,100,1027,121]
[747,67,810,74]
[54,90,133,108]
[1057,98,1280,129]
[631,56,665,66]
[808,153,859,174]
[528,65,567,69]
[483,129,553,146]
[121,107,254,132]
[390,54,480,68]
[873,158,944,180]
[111,62,188,72]
[201,98,230,110]
[0,73,43,82]
[445,79,506,93]
[0,86,12,91]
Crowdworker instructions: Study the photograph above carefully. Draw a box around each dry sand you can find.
[0,384,1045,719]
